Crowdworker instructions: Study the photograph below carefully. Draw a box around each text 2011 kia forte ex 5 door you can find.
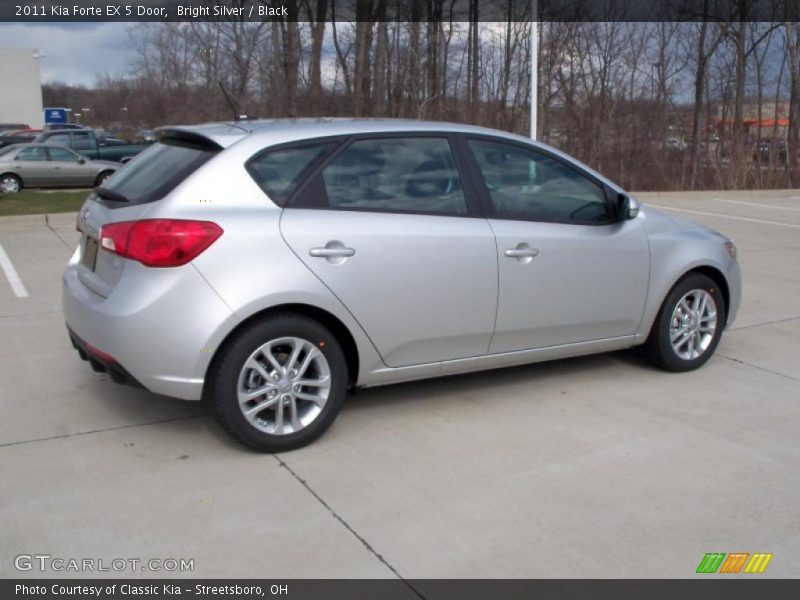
[63,119,741,452]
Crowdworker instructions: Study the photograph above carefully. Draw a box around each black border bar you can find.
[2,0,798,23]
[4,579,800,600]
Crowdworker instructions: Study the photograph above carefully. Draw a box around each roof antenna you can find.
[218,81,247,121]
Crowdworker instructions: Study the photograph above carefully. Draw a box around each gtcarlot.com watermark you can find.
[14,553,194,573]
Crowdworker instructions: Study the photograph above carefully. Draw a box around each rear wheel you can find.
[644,273,726,372]
[0,174,22,194]
[211,314,348,452]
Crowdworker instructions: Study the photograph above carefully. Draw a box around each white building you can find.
[0,48,44,128]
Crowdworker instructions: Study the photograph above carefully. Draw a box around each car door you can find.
[46,146,91,186]
[462,136,650,354]
[276,134,498,368]
[72,131,100,159]
[12,146,50,187]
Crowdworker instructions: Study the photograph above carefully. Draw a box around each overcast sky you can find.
[0,22,132,85]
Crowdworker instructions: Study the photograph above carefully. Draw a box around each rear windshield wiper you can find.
[93,186,130,203]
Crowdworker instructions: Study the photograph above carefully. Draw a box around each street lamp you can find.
[530,0,538,140]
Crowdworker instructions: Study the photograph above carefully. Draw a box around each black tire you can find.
[95,171,114,187]
[0,173,22,194]
[644,273,726,372]
[210,313,348,452]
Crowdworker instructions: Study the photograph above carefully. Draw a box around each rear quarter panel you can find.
[148,151,386,386]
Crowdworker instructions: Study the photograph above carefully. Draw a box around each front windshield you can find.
[0,144,20,158]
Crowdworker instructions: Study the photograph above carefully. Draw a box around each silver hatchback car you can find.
[63,119,741,451]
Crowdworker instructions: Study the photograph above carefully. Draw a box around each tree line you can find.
[43,0,800,191]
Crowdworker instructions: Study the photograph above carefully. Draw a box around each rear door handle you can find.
[504,248,539,258]
[504,243,539,263]
[310,247,355,258]
[504,246,539,258]
[309,241,356,263]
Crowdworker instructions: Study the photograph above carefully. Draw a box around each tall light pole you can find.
[530,0,538,140]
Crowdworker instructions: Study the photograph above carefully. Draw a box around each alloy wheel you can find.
[236,336,331,435]
[669,289,718,360]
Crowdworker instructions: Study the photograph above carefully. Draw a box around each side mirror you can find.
[616,193,639,220]
[78,157,86,164]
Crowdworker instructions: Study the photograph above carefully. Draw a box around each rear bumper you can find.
[62,249,238,400]
[68,327,146,389]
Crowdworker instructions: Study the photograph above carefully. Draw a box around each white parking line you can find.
[0,243,29,298]
[712,197,800,212]
[647,204,800,229]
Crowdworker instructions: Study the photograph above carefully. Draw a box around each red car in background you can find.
[0,129,43,148]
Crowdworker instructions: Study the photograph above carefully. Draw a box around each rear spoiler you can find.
[155,128,224,150]
[154,124,252,149]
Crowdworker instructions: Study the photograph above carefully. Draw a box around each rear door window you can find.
[47,147,81,162]
[96,138,219,206]
[293,137,468,216]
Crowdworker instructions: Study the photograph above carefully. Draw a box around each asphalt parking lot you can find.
[0,190,798,579]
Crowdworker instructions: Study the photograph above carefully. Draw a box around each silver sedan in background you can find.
[0,143,119,193]
[63,119,741,452]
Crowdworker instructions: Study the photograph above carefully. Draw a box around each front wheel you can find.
[211,314,348,452]
[644,273,726,372]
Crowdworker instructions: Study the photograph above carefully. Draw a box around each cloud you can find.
[0,22,132,86]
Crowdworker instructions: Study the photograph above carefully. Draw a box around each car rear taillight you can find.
[100,219,223,267]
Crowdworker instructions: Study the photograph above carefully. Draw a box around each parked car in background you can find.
[0,143,119,193]
[93,129,133,146]
[43,123,86,131]
[34,129,146,163]
[0,123,30,131]
[0,129,43,148]
[63,119,741,452]
[101,137,133,146]
[135,129,157,144]
[754,139,786,164]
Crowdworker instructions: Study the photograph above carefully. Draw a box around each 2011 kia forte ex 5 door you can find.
[63,119,741,452]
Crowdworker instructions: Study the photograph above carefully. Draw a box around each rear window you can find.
[45,133,71,146]
[73,134,93,150]
[97,138,219,206]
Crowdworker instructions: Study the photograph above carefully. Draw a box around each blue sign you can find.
[44,108,68,124]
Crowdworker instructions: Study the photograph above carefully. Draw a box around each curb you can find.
[45,212,79,229]
[0,212,78,229]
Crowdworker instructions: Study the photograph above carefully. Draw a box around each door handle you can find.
[504,243,539,263]
[309,247,356,258]
[504,247,539,258]
[309,241,356,264]
[504,248,539,258]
